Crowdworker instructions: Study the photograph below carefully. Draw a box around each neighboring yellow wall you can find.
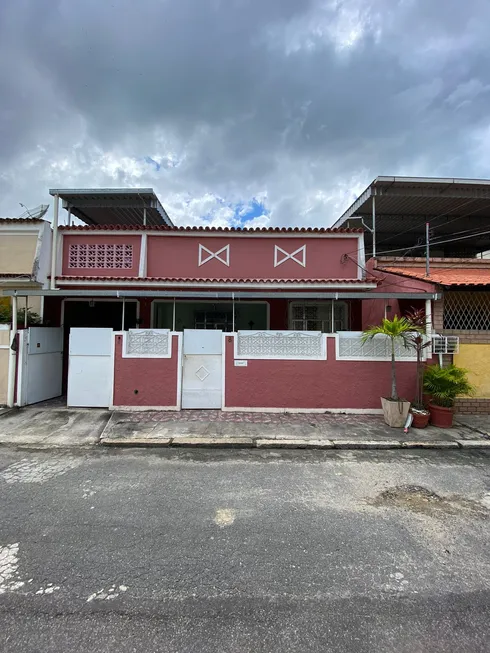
[454,344,490,398]
[0,234,38,274]
[0,329,10,405]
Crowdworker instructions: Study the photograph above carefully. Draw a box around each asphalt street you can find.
[0,446,489,652]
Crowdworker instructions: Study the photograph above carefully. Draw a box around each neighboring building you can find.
[333,176,490,258]
[373,257,490,413]
[0,217,52,321]
[0,217,52,405]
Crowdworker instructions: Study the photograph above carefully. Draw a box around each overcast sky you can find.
[1,0,489,227]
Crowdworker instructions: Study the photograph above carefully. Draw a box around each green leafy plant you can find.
[0,303,41,326]
[423,364,475,408]
[362,315,421,401]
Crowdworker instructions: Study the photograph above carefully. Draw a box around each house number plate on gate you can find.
[234,360,248,367]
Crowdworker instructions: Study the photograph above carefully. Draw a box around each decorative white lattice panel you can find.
[443,291,490,331]
[235,330,326,360]
[124,329,171,358]
[68,244,133,269]
[337,332,417,361]
[432,335,459,354]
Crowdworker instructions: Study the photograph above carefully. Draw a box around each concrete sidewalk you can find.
[0,406,111,447]
[1,404,490,450]
[100,409,490,451]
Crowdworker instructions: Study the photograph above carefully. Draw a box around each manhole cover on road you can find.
[368,484,489,518]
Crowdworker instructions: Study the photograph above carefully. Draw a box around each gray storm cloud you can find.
[1,0,489,226]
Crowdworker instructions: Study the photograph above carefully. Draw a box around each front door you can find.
[182,330,223,409]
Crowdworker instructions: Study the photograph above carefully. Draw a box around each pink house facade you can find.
[1,187,444,411]
[24,222,435,412]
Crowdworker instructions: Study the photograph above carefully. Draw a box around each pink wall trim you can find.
[224,337,418,409]
[62,234,142,277]
[147,235,360,280]
[112,334,179,407]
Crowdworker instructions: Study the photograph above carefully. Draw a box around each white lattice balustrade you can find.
[235,330,326,360]
[125,329,170,357]
[337,332,418,361]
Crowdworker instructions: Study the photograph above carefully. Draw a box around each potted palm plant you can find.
[405,308,431,428]
[362,315,421,427]
[423,364,475,427]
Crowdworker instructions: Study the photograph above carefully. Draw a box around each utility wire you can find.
[342,200,490,259]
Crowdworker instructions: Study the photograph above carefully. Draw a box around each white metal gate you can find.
[67,328,114,408]
[17,327,63,406]
[182,330,223,409]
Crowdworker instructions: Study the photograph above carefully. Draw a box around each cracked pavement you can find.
[0,446,489,652]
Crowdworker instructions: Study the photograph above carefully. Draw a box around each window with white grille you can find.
[68,244,133,269]
[289,301,348,333]
[443,291,490,331]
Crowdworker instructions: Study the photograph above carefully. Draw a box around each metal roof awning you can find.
[333,176,490,257]
[2,289,440,300]
[48,188,173,227]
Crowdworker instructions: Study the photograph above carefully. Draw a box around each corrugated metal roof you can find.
[49,188,173,227]
[333,176,490,257]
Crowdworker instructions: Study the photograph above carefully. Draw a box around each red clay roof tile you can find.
[380,266,490,286]
[56,275,374,284]
[59,224,362,234]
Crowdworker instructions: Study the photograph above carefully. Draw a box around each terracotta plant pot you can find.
[381,397,411,428]
[411,410,430,429]
[428,402,454,428]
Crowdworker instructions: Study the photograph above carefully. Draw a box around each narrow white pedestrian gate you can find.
[182,330,223,409]
[67,328,114,407]
[17,327,63,406]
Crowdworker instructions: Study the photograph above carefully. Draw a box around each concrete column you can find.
[425,298,433,339]
[7,295,18,407]
[50,194,59,290]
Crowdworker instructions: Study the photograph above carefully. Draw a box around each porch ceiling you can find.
[48,188,173,227]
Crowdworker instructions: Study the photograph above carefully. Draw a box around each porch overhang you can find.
[53,277,378,291]
[3,289,441,300]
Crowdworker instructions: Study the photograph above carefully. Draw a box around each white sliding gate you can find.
[17,327,63,406]
[67,328,114,407]
[182,330,223,409]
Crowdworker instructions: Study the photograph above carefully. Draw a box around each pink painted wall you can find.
[224,337,419,409]
[147,235,360,280]
[62,235,141,277]
[112,334,179,407]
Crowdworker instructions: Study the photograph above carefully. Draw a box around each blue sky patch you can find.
[144,156,161,172]
[233,198,269,225]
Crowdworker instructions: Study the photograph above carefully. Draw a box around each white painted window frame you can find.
[288,300,349,333]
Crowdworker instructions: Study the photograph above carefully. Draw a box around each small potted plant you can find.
[362,315,421,427]
[423,364,475,427]
[405,309,431,428]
